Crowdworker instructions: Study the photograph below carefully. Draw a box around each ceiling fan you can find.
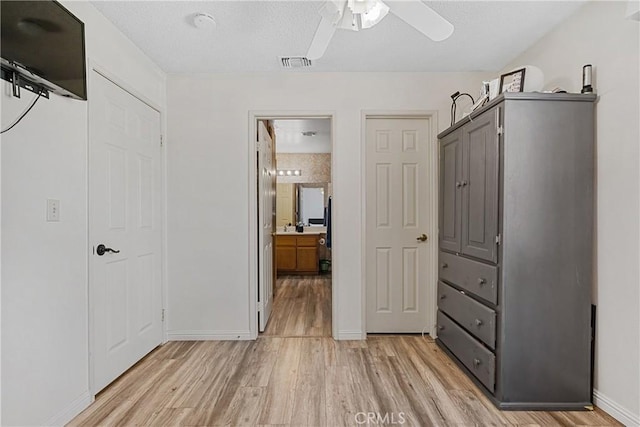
[307,0,454,60]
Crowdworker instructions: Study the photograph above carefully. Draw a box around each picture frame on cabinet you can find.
[500,68,526,93]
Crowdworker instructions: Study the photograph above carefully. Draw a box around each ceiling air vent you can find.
[280,56,313,69]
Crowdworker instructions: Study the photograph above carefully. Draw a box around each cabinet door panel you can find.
[276,246,297,271]
[297,247,318,272]
[461,110,499,263]
[439,130,463,253]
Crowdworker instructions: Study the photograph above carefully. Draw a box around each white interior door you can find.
[258,121,275,331]
[366,117,432,332]
[89,71,163,392]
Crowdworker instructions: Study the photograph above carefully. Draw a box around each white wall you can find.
[0,1,165,425]
[501,1,639,424]
[165,72,490,339]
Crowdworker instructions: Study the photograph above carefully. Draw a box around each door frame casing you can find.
[87,61,168,397]
[248,111,337,340]
[361,111,439,336]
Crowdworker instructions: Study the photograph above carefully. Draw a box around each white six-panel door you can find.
[366,118,432,332]
[89,71,163,392]
[258,122,274,332]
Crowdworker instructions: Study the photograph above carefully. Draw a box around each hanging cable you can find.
[1,88,43,134]
[450,91,475,126]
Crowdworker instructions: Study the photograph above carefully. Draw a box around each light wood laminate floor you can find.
[69,275,620,426]
[262,274,332,337]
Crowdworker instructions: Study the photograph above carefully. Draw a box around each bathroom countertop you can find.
[276,227,327,235]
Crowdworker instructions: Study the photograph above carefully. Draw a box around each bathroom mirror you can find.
[275,182,329,227]
[298,185,326,226]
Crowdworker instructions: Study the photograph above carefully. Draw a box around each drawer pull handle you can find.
[475,319,483,326]
[442,263,448,269]
[473,358,481,367]
[478,278,487,285]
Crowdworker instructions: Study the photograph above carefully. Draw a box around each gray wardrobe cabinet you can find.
[439,108,499,263]
[437,92,596,410]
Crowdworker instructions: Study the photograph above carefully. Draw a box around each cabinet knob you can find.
[475,319,483,326]
[478,278,487,285]
[438,325,445,331]
[440,294,447,300]
[441,263,448,269]
[456,181,462,188]
[473,358,481,367]
[462,180,468,186]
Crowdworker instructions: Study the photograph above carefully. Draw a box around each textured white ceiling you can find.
[90,1,587,73]
[274,119,331,153]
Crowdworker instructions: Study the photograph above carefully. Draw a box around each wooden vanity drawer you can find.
[437,310,496,392]
[439,251,498,305]
[277,235,297,247]
[437,281,496,349]
[296,235,318,247]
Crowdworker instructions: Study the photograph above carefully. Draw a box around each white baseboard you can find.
[167,330,252,341]
[593,389,640,426]
[45,390,93,427]
[336,330,365,340]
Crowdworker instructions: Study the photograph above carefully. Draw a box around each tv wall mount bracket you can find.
[1,65,49,100]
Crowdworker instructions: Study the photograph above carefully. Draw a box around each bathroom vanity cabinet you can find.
[276,234,319,274]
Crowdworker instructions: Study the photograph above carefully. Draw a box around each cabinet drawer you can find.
[437,281,496,349]
[296,235,318,247]
[277,235,296,247]
[437,311,495,392]
[439,252,498,304]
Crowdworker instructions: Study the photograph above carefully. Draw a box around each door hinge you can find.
[496,234,502,245]
[160,135,164,147]
[497,126,504,135]
[161,309,165,322]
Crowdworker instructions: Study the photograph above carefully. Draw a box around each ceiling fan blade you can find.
[307,16,337,60]
[389,0,453,41]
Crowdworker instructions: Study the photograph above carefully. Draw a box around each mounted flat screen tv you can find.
[1,0,87,100]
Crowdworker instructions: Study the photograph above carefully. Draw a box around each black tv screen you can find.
[1,0,87,100]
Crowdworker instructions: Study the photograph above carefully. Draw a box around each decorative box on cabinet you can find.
[436,92,596,410]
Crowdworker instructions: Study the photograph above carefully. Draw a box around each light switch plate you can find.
[47,199,60,222]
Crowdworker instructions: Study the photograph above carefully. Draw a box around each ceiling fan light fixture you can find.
[307,0,454,61]
[360,0,389,29]
[338,0,389,31]
[347,0,375,15]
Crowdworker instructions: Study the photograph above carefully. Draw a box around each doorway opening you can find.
[251,115,334,339]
